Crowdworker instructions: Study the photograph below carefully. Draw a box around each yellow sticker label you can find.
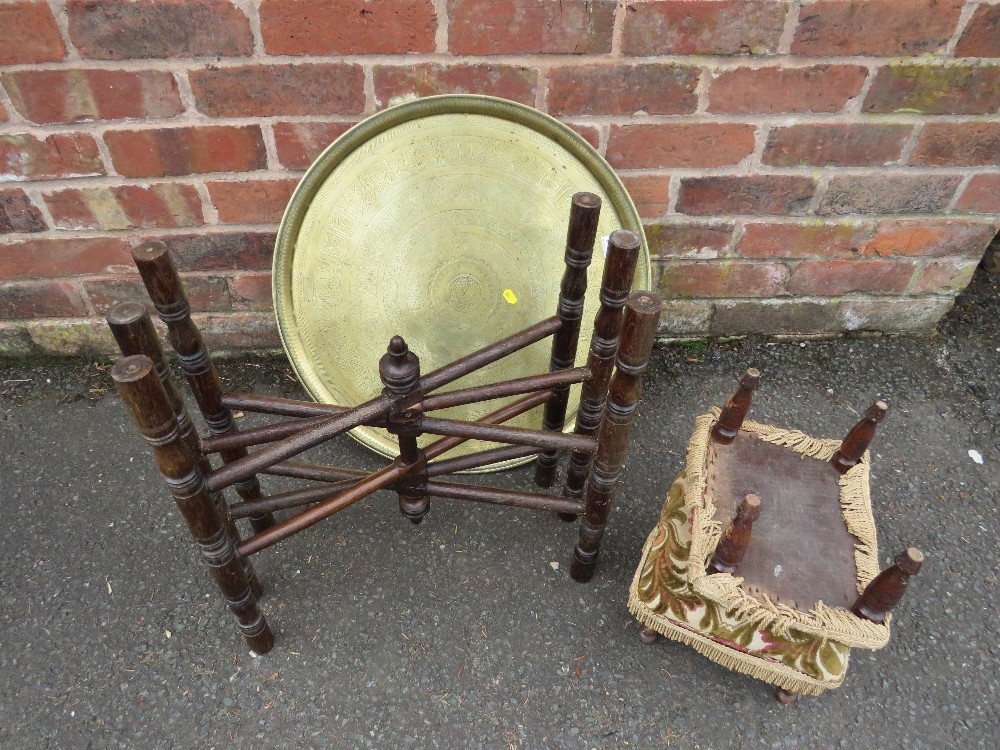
[503,288,518,304]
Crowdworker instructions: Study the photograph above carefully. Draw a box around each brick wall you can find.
[1,0,999,356]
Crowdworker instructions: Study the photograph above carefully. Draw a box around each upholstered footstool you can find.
[628,371,922,701]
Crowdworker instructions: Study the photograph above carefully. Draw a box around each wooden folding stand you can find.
[108,193,661,652]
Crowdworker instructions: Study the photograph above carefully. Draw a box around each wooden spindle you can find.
[831,400,889,474]
[380,336,429,524]
[711,368,761,445]
[852,547,923,623]
[571,291,661,583]
[131,241,276,534]
[707,494,761,575]
[535,192,602,488]
[561,229,641,520]
[112,355,274,653]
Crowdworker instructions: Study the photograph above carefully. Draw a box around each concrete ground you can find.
[1,268,998,749]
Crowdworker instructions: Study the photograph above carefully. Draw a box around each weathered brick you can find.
[1,190,47,234]
[864,220,999,258]
[909,123,1000,167]
[0,323,33,357]
[911,259,978,294]
[548,64,698,116]
[567,125,601,150]
[787,260,918,295]
[2,69,183,125]
[273,122,354,170]
[737,222,873,259]
[262,0,436,55]
[0,133,105,181]
[0,237,133,281]
[956,174,1000,214]
[606,124,755,169]
[792,0,963,56]
[449,0,616,55]
[659,261,787,298]
[43,184,205,231]
[818,174,962,215]
[206,179,298,224]
[622,1,786,56]
[863,65,1000,115]
[658,300,713,336]
[229,273,274,311]
[0,103,7,123]
[955,4,1000,58]
[374,64,537,108]
[25,319,118,356]
[677,176,817,216]
[154,232,277,271]
[645,223,733,259]
[0,1,67,64]
[712,299,844,335]
[104,126,267,177]
[85,276,231,314]
[197,313,281,351]
[68,0,253,59]
[0,281,88,319]
[762,124,912,167]
[708,65,868,114]
[190,64,365,118]
[840,297,954,333]
[622,176,670,220]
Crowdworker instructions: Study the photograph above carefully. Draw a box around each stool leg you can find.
[534,193,601,489]
[831,400,889,474]
[775,687,799,704]
[571,292,661,583]
[711,369,760,445]
[638,625,660,644]
[380,336,429,524]
[113,355,274,654]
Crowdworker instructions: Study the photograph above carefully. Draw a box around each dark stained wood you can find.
[572,291,661,582]
[535,192,602,487]
[262,461,368,483]
[112,355,274,653]
[424,481,584,516]
[420,367,589,412]
[711,368,761,445]
[562,229,641,517]
[707,494,761,575]
[420,415,597,453]
[427,444,540,476]
[381,336,429,524]
[229,479,359,519]
[221,392,349,419]
[775,687,798,704]
[423,390,553,460]
[199,412,380,454]
[831,400,889,474]
[852,547,923,623]
[638,626,660,644]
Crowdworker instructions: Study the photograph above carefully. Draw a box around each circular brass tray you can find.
[273,95,650,470]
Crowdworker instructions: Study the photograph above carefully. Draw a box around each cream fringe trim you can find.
[683,408,890,650]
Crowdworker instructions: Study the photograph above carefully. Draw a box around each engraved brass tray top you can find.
[273,95,650,469]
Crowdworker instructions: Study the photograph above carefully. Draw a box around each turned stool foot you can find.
[775,687,798,704]
[638,625,660,644]
[557,511,578,522]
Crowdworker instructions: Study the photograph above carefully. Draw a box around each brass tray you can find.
[273,95,650,470]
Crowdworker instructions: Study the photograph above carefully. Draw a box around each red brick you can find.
[0,281,88,319]
[68,0,253,59]
[677,176,817,216]
[659,261,787,298]
[623,1,785,56]
[911,259,978,294]
[229,273,274,311]
[449,0,615,55]
[607,124,755,170]
[645,223,733,259]
[262,0,436,55]
[104,125,267,177]
[955,4,1000,58]
[762,124,912,167]
[910,123,1000,167]
[567,124,601,150]
[864,220,999,258]
[206,179,298,224]
[0,103,7,123]
[708,65,868,114]
[737,222,873,259]
[863,64,1000,115]
[1,190,47,234]
[2,69,183,125]
[0,133,105,180]
[621,176,670,220]
[791,0,963,56]
[153,232,277,271]
[956,174,1000,214]
[190,64,365,118]
[85,276,231,314]
[548,64,698,116]
[787,260,918,295]
[44,184,205,231]
[374,65,537,108]
[273,122,354,170]
[0,237,133,281]
[818,174,962,215]
[0,2,66,64]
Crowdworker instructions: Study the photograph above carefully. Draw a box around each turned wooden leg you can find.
[707,494,761,575]
[775,687,799,704]
[561,229,641,521]
[113,355,274,654]
[711,368,761,445]
[380,336,429,524]
[831,400,889,474]
[535,192,601,489]
[638,625,660,644]
[852,547,923,623]
[571,292,661,582]
[132,241,277,534]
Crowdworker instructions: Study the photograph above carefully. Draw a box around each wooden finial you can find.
[831,400,888,474]
[379,336,420,396]
[852,547,924,623]
[711,368,761,445]
[707,494,761,575]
